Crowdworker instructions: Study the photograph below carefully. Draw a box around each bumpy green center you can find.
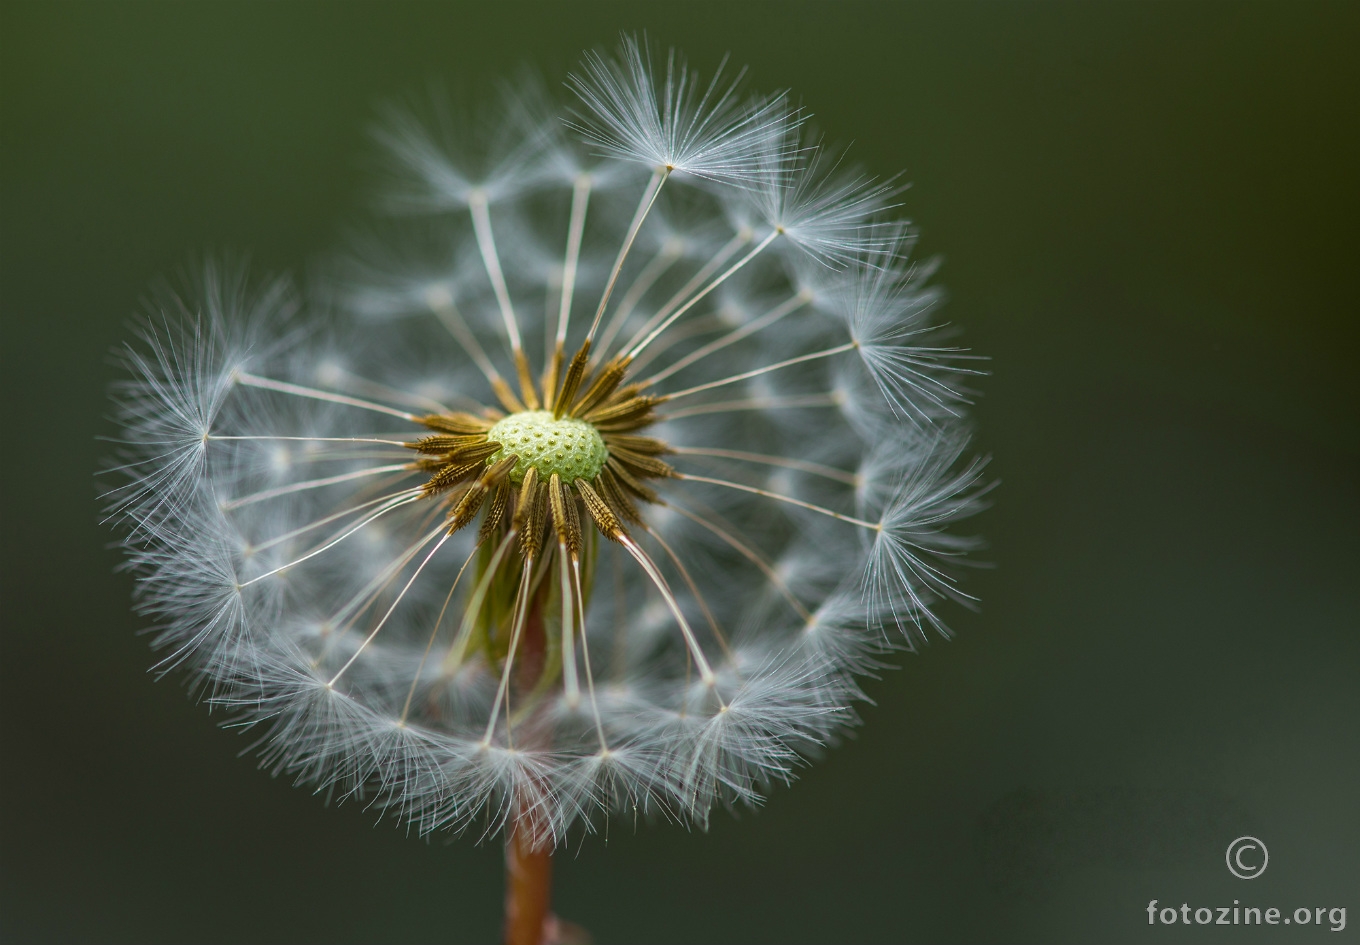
[486,410,607,484]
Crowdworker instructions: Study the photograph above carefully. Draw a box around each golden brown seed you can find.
[608,445,675,479]
[490,377,527,415]
[407,434,488,454]
[478,482,511,541]
[516,467,544,560]
[606,457,660,503]
[548,473,581,555]
[602,434,672,456]
[423,458,488,495]
[420,412,493,435]
[576,479,623,540]
[553,341,593,419]
[596,468,643,524]
[513,349,540,411]
[571,355,632,417]
[587,395,661,428]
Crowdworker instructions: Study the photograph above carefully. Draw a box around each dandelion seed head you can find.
[106,35,989,845]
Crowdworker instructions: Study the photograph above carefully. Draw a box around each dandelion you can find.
[107,36,989,945]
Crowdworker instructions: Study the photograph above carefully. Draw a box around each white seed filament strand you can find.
[558,545,579,708]
[612,229,749,361]
[239,491,423,586]
[328,525,450,687]
[443,528,518,672]
[642,292,808,386]
[571,554,610,751]
[626,230,779,361]
[670,446,856,484]
[587,167,669,342]
[248,487,423,554]
[482,559,535,745]
[220,464,413,511]
[665,501,812,622]
[594,244,682,359]
[400,538,482,724]
[427,292,507,389]
[210,435,411,446]
[675,472,879,531]
[617,534,719,691]
[661,342,856,401]
[555,176,593,346]
[659,392,842,420]
[233,371,417,421]
[467,192,524,354]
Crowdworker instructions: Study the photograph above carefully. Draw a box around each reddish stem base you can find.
[503,821,553,945]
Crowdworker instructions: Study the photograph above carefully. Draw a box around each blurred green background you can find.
[2,2,1357,942]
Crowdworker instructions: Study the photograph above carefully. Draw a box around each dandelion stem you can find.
[503,820,553,945]
[500,581,563,945]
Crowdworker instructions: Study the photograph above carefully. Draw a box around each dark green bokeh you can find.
[2,3,1356,942]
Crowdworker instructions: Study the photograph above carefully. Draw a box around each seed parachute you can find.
[107,36,991,852]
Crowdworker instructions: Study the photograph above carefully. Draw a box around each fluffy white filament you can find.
[107,36,988,845]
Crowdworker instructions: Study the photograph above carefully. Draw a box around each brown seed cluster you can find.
[406,343,675,560]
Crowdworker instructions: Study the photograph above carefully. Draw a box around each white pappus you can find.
[106,35,991,848]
